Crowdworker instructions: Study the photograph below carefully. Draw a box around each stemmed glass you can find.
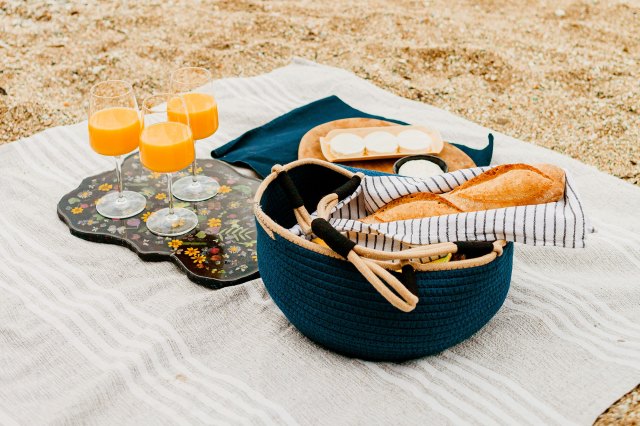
[168,66,220,201]
[139,94,198,236]
[88,80,147,218]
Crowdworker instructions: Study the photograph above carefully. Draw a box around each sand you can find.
[0,0,638,423]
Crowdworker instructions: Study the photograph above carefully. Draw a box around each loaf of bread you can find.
[360,192,462,224]
[360,163,565,224]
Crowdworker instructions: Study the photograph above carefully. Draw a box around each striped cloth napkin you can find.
[292,165,593,249]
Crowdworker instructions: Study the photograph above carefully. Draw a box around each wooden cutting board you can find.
[298,118,476,174]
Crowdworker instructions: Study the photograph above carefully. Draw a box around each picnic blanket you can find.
[1,58,639,425]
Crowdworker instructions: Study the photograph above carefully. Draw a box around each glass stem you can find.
[191,158,198,183]
[115,155,124,199]
[167,173,174,215]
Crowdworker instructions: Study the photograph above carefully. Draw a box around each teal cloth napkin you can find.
[212,95,493,178]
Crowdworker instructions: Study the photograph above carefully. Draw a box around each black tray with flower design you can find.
[57,153,260,289]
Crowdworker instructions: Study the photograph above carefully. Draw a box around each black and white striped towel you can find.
[291,166,592,249]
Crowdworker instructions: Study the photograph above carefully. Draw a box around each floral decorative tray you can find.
[57,154,260,289]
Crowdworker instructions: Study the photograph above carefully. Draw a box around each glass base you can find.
[96,191,146,219]
[172,175,220,202]
[146,207,198,237]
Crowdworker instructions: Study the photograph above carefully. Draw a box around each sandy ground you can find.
[0,0,638,423]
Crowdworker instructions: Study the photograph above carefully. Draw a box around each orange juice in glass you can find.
[167,93,218,140]
[88,107,140,156]
[168,67,220,202]
[88,80,146,219]
[139,94,198,236]
[139,122,194,172]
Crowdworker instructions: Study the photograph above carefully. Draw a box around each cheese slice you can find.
[330,133,365,157]
[364,131,398,155]
[397,130,433,154]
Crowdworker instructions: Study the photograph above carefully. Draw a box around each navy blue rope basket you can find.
[254,159,513,361]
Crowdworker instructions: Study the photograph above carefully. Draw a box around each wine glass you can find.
[168,66,220,202]
[88,80,147,218]
[139,94,198,236]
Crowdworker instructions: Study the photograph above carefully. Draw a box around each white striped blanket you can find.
[0,58,638,425]
[291,166,592,250]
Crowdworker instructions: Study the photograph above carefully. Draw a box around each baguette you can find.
[360,192,463,223]
[360,163,565,224]
[442,164,565,212]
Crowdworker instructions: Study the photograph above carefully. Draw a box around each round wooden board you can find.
[299,118,476,174]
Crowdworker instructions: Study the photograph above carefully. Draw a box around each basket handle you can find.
[272,165,314,235]
[311,218,418,312]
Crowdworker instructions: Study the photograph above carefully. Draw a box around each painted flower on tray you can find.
[71,207,84,214]
[228,201,240,209]
[198,208,209,215]
[108,225,126,234]
[218,185,232,194]
[207,218,222,228]
[196,263,205,269]
[228,246,240,254]
[141,212,152,222]
[155,193,167,200]
[168,239,183,249]
[184,247,200,257]
[148,172,162,179]
[194,167,203,174]
[98,183,113,192]
[193,255,206,264]
[78,190,92,199]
